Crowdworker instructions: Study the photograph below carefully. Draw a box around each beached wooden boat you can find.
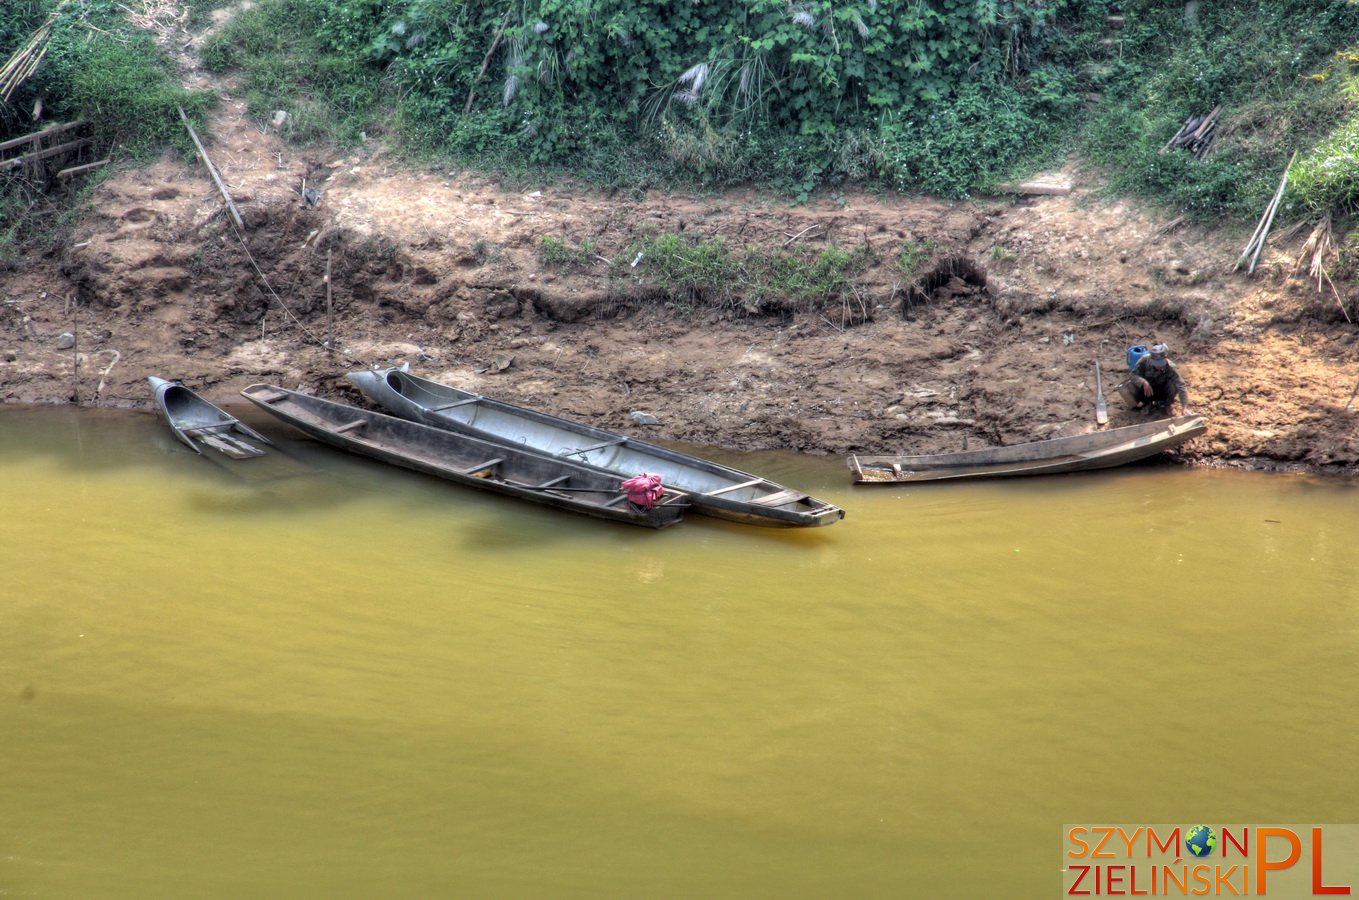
[240,384,686,528]
[148,375,271,459]
[346,367,844,528]
[848,415,1206,484]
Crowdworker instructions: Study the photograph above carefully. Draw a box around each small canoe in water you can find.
[240,384,687,528]
[848,415,1206,484]
[346,367,844,528]
[148,376,271,459]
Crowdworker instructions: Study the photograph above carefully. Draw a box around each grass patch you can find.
[539,235,599,269]
[199,0,383,145]
[623,232,876,314]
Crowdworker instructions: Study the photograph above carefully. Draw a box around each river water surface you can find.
[3,406,1357,898]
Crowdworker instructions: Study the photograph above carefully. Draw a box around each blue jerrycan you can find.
[1126,345,1149,371]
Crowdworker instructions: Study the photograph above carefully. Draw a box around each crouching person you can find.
[1123,343,1191,416]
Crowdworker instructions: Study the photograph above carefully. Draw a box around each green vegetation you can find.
[9,0,1359,268]
[619,231,874,313]
[199,0,383,144]
[175,0,1359,225]
[539,234,598,268]
[897,239,938,277]
[0,0,202,262]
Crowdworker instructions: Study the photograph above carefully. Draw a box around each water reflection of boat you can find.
[240,383,687,528]
[347,367,845,528]
[849,415,1206,484]
[148,376,271,459]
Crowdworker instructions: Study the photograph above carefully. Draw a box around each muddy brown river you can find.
[3,407,1357,897]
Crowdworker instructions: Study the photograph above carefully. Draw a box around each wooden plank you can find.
[702,477,764,497]
[429,396,481,411]
[180,423,230,436]
[751,488,805,507]
[462,457,503,475]
[333,419,367,434]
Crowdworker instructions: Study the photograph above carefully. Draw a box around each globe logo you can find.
[1185,825,1217,857]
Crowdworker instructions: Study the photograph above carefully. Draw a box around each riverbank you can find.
[3,93,1359,473]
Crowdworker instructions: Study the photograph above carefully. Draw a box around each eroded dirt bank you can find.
[4,96,1359,473]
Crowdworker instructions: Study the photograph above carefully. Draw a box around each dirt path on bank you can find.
[4,8,1359,473]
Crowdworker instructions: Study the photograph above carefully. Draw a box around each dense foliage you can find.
[376,0,1075,195]
[8,0,1359,241]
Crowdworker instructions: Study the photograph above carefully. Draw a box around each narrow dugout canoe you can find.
[240,384,686,528]
[346,367,844,528]
[148,375,271,459]
[848,415,1206,484]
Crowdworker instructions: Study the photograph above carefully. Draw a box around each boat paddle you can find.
[1094,360,1109,426]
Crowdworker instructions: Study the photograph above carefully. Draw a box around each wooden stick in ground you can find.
[72,293,80,407]
[177,106,244,229]
[464,9,513,114]
[325,248,333,348]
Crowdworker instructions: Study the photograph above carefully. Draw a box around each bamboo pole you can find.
[325,248,333,348]
[57,158,109,178]
[0,120,85,154]
[1236,151,1296,274]
[0,137,90,170]
[177,106,244,229]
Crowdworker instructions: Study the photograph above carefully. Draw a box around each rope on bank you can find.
[179,104,386,375]
[222,211,388,375]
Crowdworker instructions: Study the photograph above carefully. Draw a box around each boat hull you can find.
[848,415,1206,483]
[148,375,270,459]
[347,368,844,528]
[241,384,686,528]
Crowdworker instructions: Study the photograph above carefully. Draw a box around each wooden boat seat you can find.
[429,397,481,412]
[535,475,572,488]
[180,422,230,436]
[334,419,367,434]
[198,432,265,460]
[701,477,764,497]
[462,458,503,476]
[750,488,805,507]
[251,389,289,403]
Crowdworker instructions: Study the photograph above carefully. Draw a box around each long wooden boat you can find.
[148,375,271,459]
[848,415,1206,484]
[240,384,686,528]
[346,367,844,528]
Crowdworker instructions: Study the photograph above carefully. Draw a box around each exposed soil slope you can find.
[3,10,1359,473]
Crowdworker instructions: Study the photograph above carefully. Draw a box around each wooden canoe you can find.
[346,367,844,528]
[240,384,687,528]
[148,375,271,459]
[848,415,1206,484]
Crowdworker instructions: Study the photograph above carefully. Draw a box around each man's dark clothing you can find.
[1130,356,1188,409]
